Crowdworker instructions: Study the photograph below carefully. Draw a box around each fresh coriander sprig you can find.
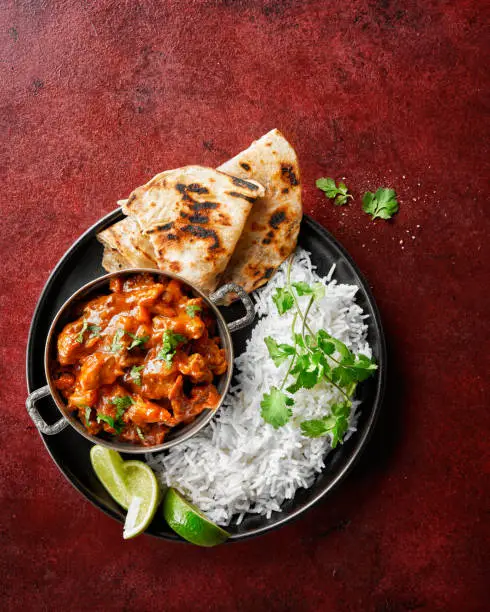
[110,329,126,353]
[157,330,188,364]
[185,304,202,318]
[130,365,144,386]
[76,322,101,344]
[260,255,377,447]
[362,187,399,220]
[316,177,353,206]
[127,332,150,350]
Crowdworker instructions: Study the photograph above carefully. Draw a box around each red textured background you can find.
[1,1,489,610]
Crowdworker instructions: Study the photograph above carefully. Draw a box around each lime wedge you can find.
[122,460,161,540]
[90,445,130,510]
[163,487,230,547]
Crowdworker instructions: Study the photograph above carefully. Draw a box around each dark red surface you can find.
[1,1,489,610]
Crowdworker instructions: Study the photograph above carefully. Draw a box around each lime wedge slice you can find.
[163,487,230,547]
[90,445,130,510]
[122,460,161,540]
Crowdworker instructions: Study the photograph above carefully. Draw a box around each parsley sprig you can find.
[110,329,149,352]
[110,329,126,352]
[316,177,400,221]
[96,395,134,434]
[316,177,353,206]
[76,321,101,344]
[362,188,399,220]
[185,304,202,318]
[260,256,377,447]
[130,365,144,386]
[127,332,150,350]
[157,330,188,364]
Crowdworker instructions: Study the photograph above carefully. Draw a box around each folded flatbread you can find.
[121,166,265,293]
[97,217,158,269]
[101,247,131,272]
[217,129,302,293]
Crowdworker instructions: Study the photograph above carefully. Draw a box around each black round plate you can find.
[26,211,386,542]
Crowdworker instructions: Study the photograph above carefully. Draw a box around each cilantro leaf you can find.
[291,281,312,296]
[362,188,399,220]
[300,416,336,438]
[287,353,323,393]
[312,283,326,300]
[345,353,378,382]
[260,387,294,428]
[331,402,350,418]
[272,287,294,315]
[83,405,92,427]
[330,414,349,448]
[316,330,335,355]
[294,333,305,348]
[127,332,150,350]
[110,396,133,433]
[130,365,144,386]
[88,324,101,338]
[264,337,296,367]
[77,322,101,344]
[96,414,115,429]
[110,395,134,417]
[316,177,352,206]
[260,253,378,444]
[185,304,202,318]
[292,281,325,300]
[300,403,351,448]
[157,330,188,364]
[327,335,355,364]
[76,321,89,344]
[110,329,126,353]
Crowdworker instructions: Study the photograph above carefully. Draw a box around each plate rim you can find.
[26,209,387,542]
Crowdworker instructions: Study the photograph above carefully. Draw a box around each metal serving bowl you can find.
[26,269,254,454]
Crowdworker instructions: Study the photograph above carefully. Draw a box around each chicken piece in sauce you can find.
[52,274,227,446]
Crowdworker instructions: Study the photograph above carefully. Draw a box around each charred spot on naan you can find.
[244,263,263,278]
[269,209,287,229]
[240,162,251,171]
[226,191,257,203]
[175,183,192,201]
[146,222,173,234]
[186,183,209,194]
[191,201,218,212]
[154,221,223,257]
[181,225,221,250]
[188,214,210,224]
[281,164,299,186]
[217,212,232,226]
[229,175,261,191]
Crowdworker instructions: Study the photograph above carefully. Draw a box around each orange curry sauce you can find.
[52,274,227,446]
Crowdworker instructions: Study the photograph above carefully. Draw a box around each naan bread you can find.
[217,129,302,293]
[101,247,130,272]
[122,166,265,293]
[97,217,158,269]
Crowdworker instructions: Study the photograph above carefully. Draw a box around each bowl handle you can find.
[209,283,255,332]
[26,385,69,435]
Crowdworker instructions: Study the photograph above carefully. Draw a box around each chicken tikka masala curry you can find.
[52,273,227,446]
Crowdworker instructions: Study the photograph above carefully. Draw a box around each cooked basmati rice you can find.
[146,249,372,526]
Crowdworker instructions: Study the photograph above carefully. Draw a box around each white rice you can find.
[146,249,372,526]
